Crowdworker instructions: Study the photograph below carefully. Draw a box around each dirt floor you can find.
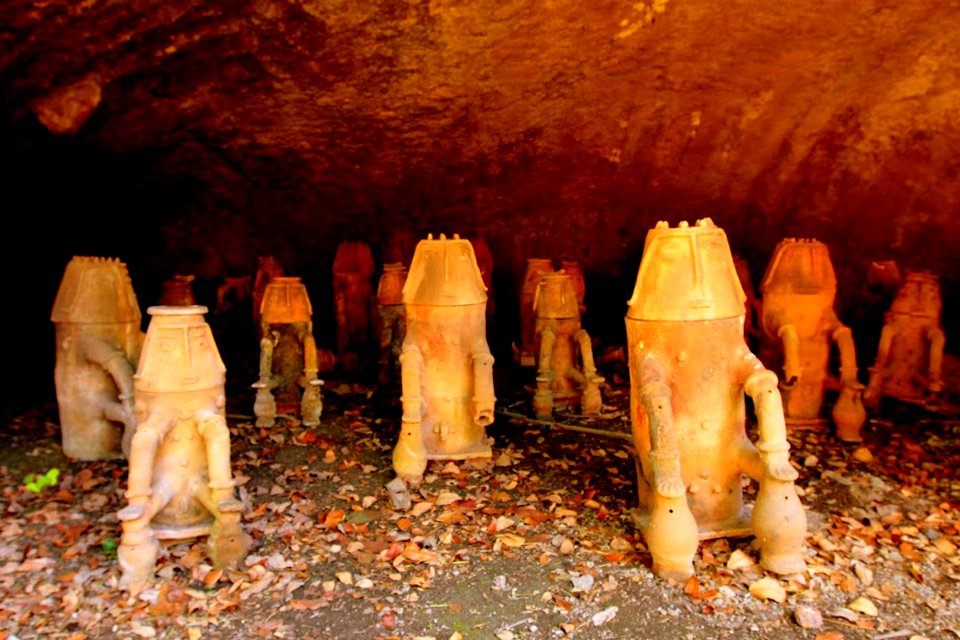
[1,358,959,640]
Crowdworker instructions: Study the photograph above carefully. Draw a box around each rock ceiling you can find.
[1,0,958,401]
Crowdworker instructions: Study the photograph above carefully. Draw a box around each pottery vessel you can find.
[393,234,495,484]
[759,239,864,441]
[51,257,142,460]
[532,272,603,417]
[518,258,554,367]
[560,260,587,315]
[253,277,323,426]
[473,236,495,317]
[117,306,248,591]
[158,274,197,306]
[378,263,408,386]
[626,219,806,582]
[333,241,376,357]
[864,271,945,408]
[252,256,283,327]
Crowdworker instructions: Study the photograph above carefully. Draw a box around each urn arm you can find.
[827,315,860,387]
[472,350,496,427]
[927,325,946,391]
[78,334,136,420]
[574,328,601,380]
[399,342,424,423]
[536,327,557,380]
[196,411,235,501]
[256,330,279,384]
[639,357,684,498]
[302,332,319,381]
[125,406,175,502]
[743,367,798,482]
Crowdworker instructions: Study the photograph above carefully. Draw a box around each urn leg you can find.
[753,477,807,575]
[117,524,160,592]
[643,492,698,583]
[209,502,250,570]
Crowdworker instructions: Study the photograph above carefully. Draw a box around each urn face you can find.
[136,306,225,394]
[760,238,837,296]
[403,234,487,307]
[626,219,745,323]
[890,272,942,319]
[260,277,313,326]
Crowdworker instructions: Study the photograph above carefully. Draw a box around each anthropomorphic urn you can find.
[52,257,142,460]
[117,306,248,592]
[626,219,807,582]
[252,277,323,428]
[518,258,554,367]
[333,241,376,359]
[864,271,946,408]
[759,239,865,441]
[377,263,408,387]
[392,234,496,485]
[532,272,603,417]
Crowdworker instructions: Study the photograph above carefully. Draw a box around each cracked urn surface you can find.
[626,219,806,582]
[759,239,865,441]
[865,271,946,408]
[51,256,142,460]
[333,241,376,359]
[532,272,603,418]
[519,258,555,367]
[254,276,323,427]
[118,305,248,591]
[158,274,197,306]
[377,262,408,387]
[393,234,495,484]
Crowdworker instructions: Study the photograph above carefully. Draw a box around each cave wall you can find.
[2,0,959,412]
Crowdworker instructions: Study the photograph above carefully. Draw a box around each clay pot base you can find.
[427,443,493,461]
[785,417,828,430]
[153,521,213,540]
[631,508,754,541]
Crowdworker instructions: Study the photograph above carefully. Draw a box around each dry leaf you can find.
[814,633,844,640]
[852,447,873,462]
[847,596,878,617]
[795,605,823,629]
[726,549,756,570]
[559,538,575,555]
[933,538,957,556]
[435,492,462,506]
[498,533,526,548]
[336,571,353,585]
[410,501,434,517]
[749,576,786,603]
[493,516,515,532]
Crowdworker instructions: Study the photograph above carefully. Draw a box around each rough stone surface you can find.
[1,0,959,409]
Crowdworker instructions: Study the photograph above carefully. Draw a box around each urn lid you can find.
[627,218,745,322]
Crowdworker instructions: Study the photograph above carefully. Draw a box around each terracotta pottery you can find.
[253,276,323,426]
[532,272,603,417]
[117,305,248,591]
[51,257,142,460]
[519,258,554,367]
[393,234,495,485]
[473,236,495,316]
[252,256,283,327]
[733,255,761,347]
[158,274,197,306]
[759,238,864,440]
[377,263,408,386]
[626,219,806,582]
[560,260,587,314]
[332,240,376,356]
[864,271,946,408]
